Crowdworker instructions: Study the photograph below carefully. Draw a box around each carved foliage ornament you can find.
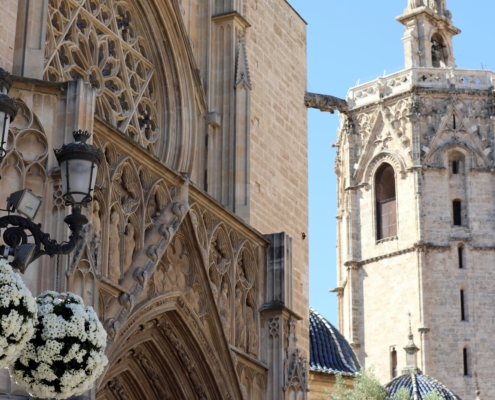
[45,0,159,153]
[283,318,309,394]
[203,216,260,355]
[159,318,207,400]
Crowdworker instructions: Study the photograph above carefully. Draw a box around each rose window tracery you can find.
[45,0,159,154]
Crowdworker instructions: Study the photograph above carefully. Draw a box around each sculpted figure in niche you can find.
[235,287,246,350]
[148,191,165,220]
[246,301,258,355]
[210,237,230,272]
[123,222,136,273]
[237,256,247,282]
[108,378,131,400]
[92,200,102,237]
[163,244,188,292]
[108,211,121,283]
[187,287,201,314]
[209,270,218,303]
[91,200,102,267]
[219,282,231,338]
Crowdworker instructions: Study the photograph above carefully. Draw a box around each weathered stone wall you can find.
[0,0,18,71]
[0,0,311,398]
[347,252,419,378]
[244,0,309,356]
[424,249,495,398]
[337,84,495,399]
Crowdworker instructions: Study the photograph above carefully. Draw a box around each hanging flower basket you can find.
[0,259,37,368]
[9,291,108,399]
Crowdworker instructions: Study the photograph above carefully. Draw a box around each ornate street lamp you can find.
[0,68,18,165]
[0,130,104,272]
[55,129,103,211]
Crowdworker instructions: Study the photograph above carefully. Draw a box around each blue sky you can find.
[286,0,495,325]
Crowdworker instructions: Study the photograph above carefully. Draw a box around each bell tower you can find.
[398,0,460,69]
[327,1,495,399]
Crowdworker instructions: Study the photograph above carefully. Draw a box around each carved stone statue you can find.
[148,191,165,220]
[187,287,201,314]
[108,378,130,400]
[210,281,218,303]
[237,257,247,282]
[90,200,102,268]
[246,303,258,355]
[134,348,171,400]
[235,287,246,350]
[163,244,188,292]
[408,0,423,9]
[92,200,102,237]
[123,222,136,273]
[108,211,121,282]
[219,282,230,338]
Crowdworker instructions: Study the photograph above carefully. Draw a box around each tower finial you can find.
[402,315,421,375]
[398,0,460,69]
[408,312,413,338]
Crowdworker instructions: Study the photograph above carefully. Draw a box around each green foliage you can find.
[392,388,412,400]
[327,368,387,400]
[424,392,445,400]
[326,368,447,400]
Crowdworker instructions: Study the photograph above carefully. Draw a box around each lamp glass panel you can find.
[62,159,97,204]
[17,190,42,220]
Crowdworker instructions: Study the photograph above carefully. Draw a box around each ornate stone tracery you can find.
[45,0,159,153]
[0,100,48,206]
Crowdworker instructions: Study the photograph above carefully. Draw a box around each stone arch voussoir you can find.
[362,152,407,186]
[98,293,241,400]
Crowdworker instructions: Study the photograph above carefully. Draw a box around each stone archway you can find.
[97,294,239,400]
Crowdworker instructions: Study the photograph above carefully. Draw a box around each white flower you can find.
[0,261,37,368]
[9,291,108,399]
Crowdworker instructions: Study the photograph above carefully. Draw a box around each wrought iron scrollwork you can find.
[0,211,87,272]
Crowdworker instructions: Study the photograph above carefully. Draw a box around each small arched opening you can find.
[453,199,462,226]
[431,33,448,68]
[449,151,465,175]
[375,163,397,240]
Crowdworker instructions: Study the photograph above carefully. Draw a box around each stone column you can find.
[13,0,49,79]
[0,0,19,71]
[233,32,251,222]
[347,264,361,354]
[418,327,430,374]
[261,233,308,400]
[209,12,251,221]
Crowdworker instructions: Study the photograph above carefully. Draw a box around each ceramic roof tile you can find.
[309,307,360,376]
[384,373,462,400]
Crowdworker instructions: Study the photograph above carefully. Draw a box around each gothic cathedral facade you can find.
[0,0,309,399]
[335,1,495,398]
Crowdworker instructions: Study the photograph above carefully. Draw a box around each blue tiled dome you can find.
[385,373,462,400]
[309,307,360,375]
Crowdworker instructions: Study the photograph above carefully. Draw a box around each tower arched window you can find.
[375,163,397,240]
[450,151,465,175]
[458,245,464,269]
[463,347,469,376]
[453,200,462,226]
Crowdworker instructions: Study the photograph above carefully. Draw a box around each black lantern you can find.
[0,130,104,272]
[0,69,17,165]
[54,130,104,211]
